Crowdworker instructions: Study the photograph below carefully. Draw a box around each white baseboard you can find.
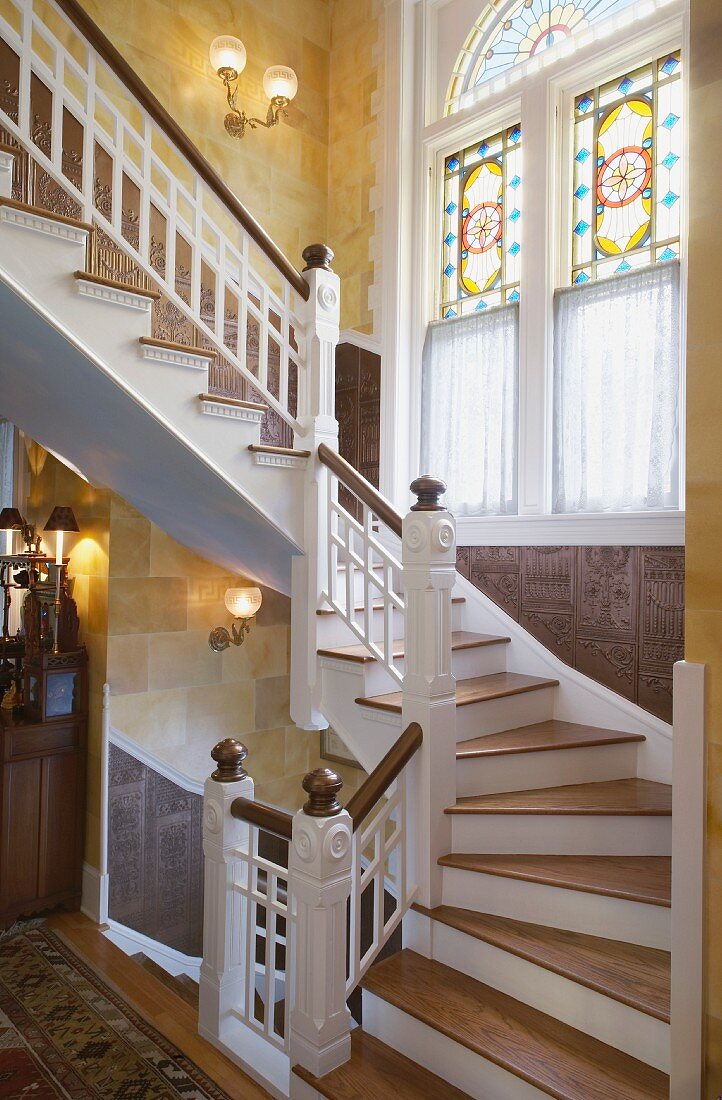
[81,862,109,925]
[103,918,201,982]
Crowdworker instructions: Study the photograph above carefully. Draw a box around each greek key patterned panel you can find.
[107,744,203,957]
[458,545,684,722]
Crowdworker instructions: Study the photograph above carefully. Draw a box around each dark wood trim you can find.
[346,722,422,832]
[248,444,311,457]
[231,796,293,840]
[199,393,268,411]
[52,0,310,301]
[318,443,403,538]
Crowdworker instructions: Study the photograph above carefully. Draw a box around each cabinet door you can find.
[1,757,42,910]
[39,751,83,900]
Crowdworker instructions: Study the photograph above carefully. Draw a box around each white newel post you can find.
[198,738,253,1046]
[0,148,14,199]
[291,244,340,730]
[401,476,457,910]
[289,767,353,1087]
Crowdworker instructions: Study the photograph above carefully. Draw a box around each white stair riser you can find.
[441,867,671,949]
[359,641,509,697]
[315,599,466,650]
[363,991,549,1100]
[455,686,556,740]
[427,920,670,1072]
[449,813,672,856]
[456,741,640,796]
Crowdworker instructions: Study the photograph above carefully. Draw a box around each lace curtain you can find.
[0,420,13,510]
[421,304,518,516]
[553,261,680,513]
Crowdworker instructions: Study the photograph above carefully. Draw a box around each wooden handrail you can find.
[52,0,310,302]
[345,722,423,831]
[231,797,293,841]
[318,443,403,538]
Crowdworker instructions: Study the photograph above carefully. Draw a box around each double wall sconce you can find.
[209,36,298,140]
[209,586,263,651]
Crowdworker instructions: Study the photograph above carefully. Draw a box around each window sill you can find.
[455,510,685,546]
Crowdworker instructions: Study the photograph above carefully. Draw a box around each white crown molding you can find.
[139,343,213,370]
[455,511,685,547]
[339,328,382,355]
[75,277,154,312]
[0,203,90,245]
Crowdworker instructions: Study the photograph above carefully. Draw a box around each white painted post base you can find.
[0,150,14,199]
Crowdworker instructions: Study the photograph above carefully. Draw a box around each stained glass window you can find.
[446,0,640,114]
[441,125,522,319]
[571,52,682,285]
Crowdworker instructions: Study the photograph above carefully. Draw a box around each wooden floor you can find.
[46,912,271,1099]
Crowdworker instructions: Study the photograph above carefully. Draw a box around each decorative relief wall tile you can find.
[577,547,638,639]
[521,610,574,664]
[521,547,574,612]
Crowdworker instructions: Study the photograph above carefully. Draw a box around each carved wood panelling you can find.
[458,544,684,722]
[335,343,381,520]
[108,744,203,957]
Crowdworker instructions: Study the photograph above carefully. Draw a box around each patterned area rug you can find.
[0,923,232,1098]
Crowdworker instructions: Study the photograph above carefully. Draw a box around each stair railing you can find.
[0,0,315,432]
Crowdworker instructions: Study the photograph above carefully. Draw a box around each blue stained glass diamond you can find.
[445,201,457,215]
[444,232,456,246]
[475,300,488,311]
[618,77,633,94]
[509,126,522,144]
[575,147,591,164]
[574,220,591,237]
[574,271,590,285]
[444,307,457,319]
[616,260,632,273]
[660,247,677,261]
[662,152,680,170]
[661,56,680,75]
[577,95,593,113]
[662,112,680,130]
[662,191,680,208]
[509,242,521,256]
[509,208,521,223]
[446,156,460,171]
[478,141,490,156]
[574,184,590,200]
[444,263,455,278]
[510,174,521,189]
[509,289,520,302]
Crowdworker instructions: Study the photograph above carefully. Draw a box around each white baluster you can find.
[198,739,254,1048]
[289,768,353,1084]
[0,149,14,199]
[291,244,340,730]
[401,476,457,910]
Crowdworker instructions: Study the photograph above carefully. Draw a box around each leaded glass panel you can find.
[440,125,522,319]
[571,51,682,285]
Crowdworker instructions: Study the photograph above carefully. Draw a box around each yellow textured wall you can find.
[686,2,722,1094]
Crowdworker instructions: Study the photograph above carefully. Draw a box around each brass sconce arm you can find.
[209,615,255,652]
[222,73,289,139]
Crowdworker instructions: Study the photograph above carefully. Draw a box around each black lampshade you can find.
[0,508,24,530]
[44,506,80,533]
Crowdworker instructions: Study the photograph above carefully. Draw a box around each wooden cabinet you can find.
[0,711,86,928]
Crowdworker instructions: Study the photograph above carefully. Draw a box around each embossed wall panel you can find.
[335,343,381,520]
[459,544,684,722]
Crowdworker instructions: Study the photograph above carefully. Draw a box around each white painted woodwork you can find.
[75,276,155,312]
[0,202,90,244]
[139,343,214,370]
[449,812,672,856]
[289,806,353,1078]
[0,150,14,198]
[456,739,641,796]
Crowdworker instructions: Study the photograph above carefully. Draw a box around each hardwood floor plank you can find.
[437,854,672,906]
[456,720,645,758]
[357,672,558,714]
[361,951,668,1100]
[446,778,672,816]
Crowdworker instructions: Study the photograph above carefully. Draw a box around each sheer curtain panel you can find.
[553,261,680,513]
[421,304,519,515]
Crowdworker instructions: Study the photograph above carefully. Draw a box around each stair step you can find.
[356,671,558,715]
[139,337,217,361]
[293,1029,473,1099]
[317,595,465,617]
[438,854,671,907]
[414,905,671,1022]
[131,953,199,1008]
[318,630,509,664]
[457,720,645,758]
[446,778,672,816]
[199,391,267,411]
[362,951,668,1100]
[0,196,93,233]
[73,269,161,300]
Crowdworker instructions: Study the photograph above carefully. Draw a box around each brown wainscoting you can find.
[107,744,203,957]
[335,342,381,519]
[456,546,684,724]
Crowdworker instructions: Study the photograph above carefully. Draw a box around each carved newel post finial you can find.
[410,475,447,512]
[210,738,248,782]
[302,767,344,817]
[302,243,334,272]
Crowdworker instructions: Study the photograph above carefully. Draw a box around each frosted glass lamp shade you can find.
[263,66,298,102]
[224,586,262,620]
[209,36,247,77]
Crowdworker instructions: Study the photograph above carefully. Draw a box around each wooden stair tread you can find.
[73,270,161,299]
[413,905,670,1022]
[293,1029,473,1099]
[457,719,645,758]
[356,671,558,714]
[199,392,268,410]
[318,630,510,664]
[317,596,465,617]
[446,778,672,816]
[139,337,217,360]
[0,196,94,232]
[438,854,672,907]
[131,953,199,1008]
[361,951,668,1100]
[248,443,311,457]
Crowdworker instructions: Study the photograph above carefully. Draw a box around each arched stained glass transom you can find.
[446,0,640,113]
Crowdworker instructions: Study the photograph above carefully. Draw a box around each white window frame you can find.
[385,0,687,545]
